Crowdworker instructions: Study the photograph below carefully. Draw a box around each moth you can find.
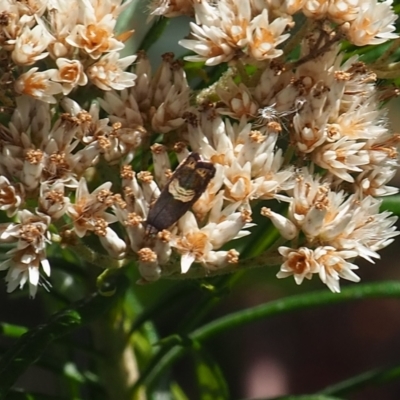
[146,152,216,233]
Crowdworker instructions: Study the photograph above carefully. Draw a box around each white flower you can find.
[38,181,69,219]
[66,13,124,59]
[86,52,137,90]
[333,196,399,261]
[312,137,370,182]
[292,116,328,154]
[14,67,63,104]
[277,246,319,284]
[363,133,399,169]
[0,176,25,217]
[315,246,360,293]
[216,79,259,119]
[331,99,388,141]
[265,0,305,16]
[327,0,360,23]
[354,166,398,197]
[346,0,398,45]
[0,3,35,51]
[87,0,133,20]
[46,0,80,58]
[303,0,329,19]
[285,169,399,265]
[0,210,51,298]
[246,9,290,61]
[224,159,255,205]
[53,58,88,95]
[66,178,118,238]
[172,207,251,273]
[11,23,53,66]
[179,22,237,66]
[277,245,360,292]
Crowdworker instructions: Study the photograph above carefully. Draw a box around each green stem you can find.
[92,313,145,400]
[88,271,146,400]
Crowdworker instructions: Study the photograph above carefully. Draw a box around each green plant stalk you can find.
[91,310,145,400]
[86,270,146,400]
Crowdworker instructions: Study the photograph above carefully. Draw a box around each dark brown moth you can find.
[146,152,216,233]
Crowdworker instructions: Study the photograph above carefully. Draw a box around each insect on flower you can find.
[146,152,216,234]
[254,99,307,129]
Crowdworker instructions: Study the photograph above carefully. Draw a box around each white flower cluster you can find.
[0,0,399,297]
[175,0,398,65]
[1,0,136,103]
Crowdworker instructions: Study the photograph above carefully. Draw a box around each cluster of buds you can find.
[0,0,399,297]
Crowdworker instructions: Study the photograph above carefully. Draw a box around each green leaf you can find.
[380,195,400,215]
[192,343,229,400]
[170,382,189,400]
[0,275,129,397]
[0,322,28,338]
[139,17,170,52]
[62,362,99,385]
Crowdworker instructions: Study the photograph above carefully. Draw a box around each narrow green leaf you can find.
[319,364,400,396]
[192,281,400,342]
[132,334,185,395]
[0,275,129,397]
[139,17,170,52]
[192,343,229,400]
